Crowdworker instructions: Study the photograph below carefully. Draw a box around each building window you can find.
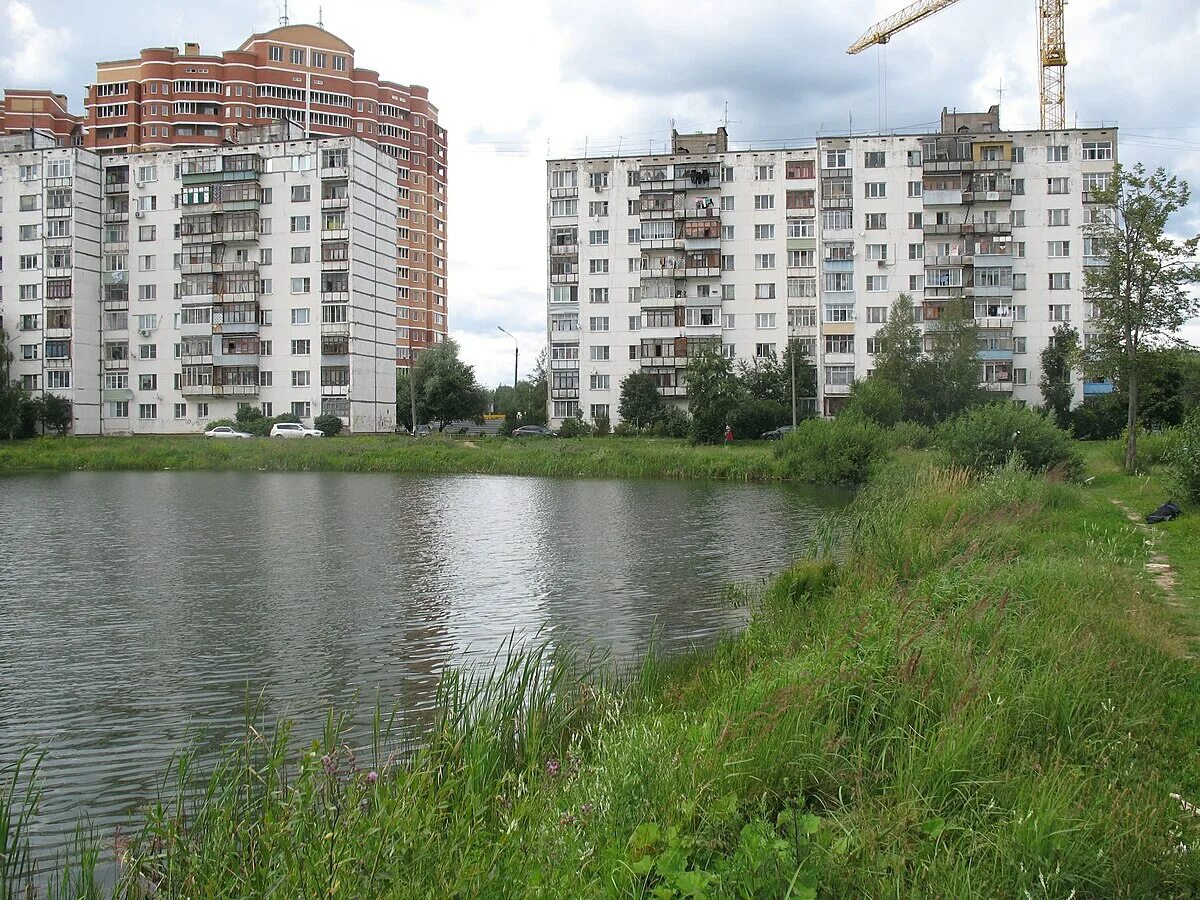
[588,229,609,245]
[1049,273,1071,290]
[312,52,326,68]
[589,374,610,390]
[589,259,609,275]
[754,313,776,329]
[292,402,312,418]
[1048,304,1071,322]
[865,213,887,230]
[1048,209,1069,227]
[864,150,885,168]
[291,184,311,202]
[269,46,283,62]
[864,182,886,199]
[866,306,888,324]
[754,283,776,300]
[588,201,609,217]
[1048,241,1070,258]
[754,194,775,210]
[292,370,310,387]
[291,339,311,355]
[291,307,310,324]
[755,224,775,240]
[290,216,310,232]
[720,196,735,211]
[1047,177,1070,194]
[291,277,311,294]
[824,149,848,168]
[755,343,777,359]
[290,48,305,65]
[908,212,923,229]
[1046,144,1069,162]
[138,403,157,420]
[754,253,776,270]
[1082,141,1113,161]
[589,345,610,361]
[139,344,157,359]
[865,276,888,293]
[589,317,609,332]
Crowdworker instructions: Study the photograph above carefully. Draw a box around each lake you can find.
[0,471,846,857]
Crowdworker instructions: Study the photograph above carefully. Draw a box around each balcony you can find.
[104,180,129,195]
[823,382,853,396]
[212,383,260,396]
[923,221,1012,237]
[822,259,854,273]
[685,323,722,338]
[549,186,578,199]
[320,290,350,304]
[320,165,350,180]
[321,384,350,397]
[321,228,350,241]
[923,189,965,206]
[550,387,579,401]
[656,385,686,398]
[977,348,1015,361]
[550,272,579,285]
[102,358,129,371]
[550,243,579,256]
[639,238,683,252]
[682,235,720,251]
[640,204,684,221]
[44,357,72,369]
[982,380,1015,392]
[44,327,72,340]
[1084,380,1115,396]
[321,321,351,337]
[640,293,684,309]
[962,190,1012,203]
[103,210,129,224]
[321,196,350,209]
[820,197,853,210]
[976,315,1014,330]
[181,353,214,366]
[973,159,1012,172]
[549,357,580,371]
[45,205,72,219]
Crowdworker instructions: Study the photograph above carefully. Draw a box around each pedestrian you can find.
[724,423,733,446]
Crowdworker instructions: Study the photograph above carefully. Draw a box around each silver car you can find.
[269,422,325,438]
[204,425,252,439]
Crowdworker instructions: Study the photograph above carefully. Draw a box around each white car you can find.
[269,422,325,438]
[204,425,252,439]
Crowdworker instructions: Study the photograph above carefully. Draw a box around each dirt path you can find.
[1111,498,1182,603]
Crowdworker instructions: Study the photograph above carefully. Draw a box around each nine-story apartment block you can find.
[546,106,1117,425]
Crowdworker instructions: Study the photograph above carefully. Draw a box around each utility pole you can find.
[790,337,797,428]
[498,326,519,413]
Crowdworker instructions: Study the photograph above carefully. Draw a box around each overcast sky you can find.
[2,0,1198,384]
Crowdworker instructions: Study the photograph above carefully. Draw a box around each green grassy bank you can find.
[0,435,785,482]
[7,450,1200,897]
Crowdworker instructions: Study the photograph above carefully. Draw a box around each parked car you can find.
[204,425,252,439]
[761,425,796,441]
[269,422,325,438]
[413,424,433,437]
[512,424,558,438]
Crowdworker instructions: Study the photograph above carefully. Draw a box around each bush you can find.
[591,413,611,437]
[844,377,905,428]
[731,398,788,441]
[648,406,689,439]
[886,420,932,450]
[313,413,344,437]
[613,422,639,437]
[935,402,1082,478]
[774,417,887,485]
[556,417,589,438]
[1170,411,1200,502]
[1113,427,1180,468]
[1070,393,1126,440]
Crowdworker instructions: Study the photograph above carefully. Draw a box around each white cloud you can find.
[0,1,72,87]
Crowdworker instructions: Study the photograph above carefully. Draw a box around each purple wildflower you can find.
[546,757,560,777]
[366,770,379,784]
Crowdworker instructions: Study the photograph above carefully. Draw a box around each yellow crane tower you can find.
[846,0,1068,131]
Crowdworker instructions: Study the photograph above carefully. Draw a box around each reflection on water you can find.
[0,471,846,853]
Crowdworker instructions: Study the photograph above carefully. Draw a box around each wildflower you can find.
[580,803,594,817]
[321,754,336,776]
[559,813,575,825]
[366,770,379,784]
[546,757,560,777]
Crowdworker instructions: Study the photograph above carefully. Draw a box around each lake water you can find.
[0,471,846,858]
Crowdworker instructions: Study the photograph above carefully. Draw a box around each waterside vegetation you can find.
[5,444,1200,896]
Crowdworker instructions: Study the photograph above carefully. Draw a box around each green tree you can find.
[844,377,904,427]
[413,339,487,431]
[0,328,32,440]
[910,298,983,427]
[396,369,414,431]
[686,345,740,444]
[781,340,818,420]
[1039,324,1079,427]
[870,293,923,401]
[313,413,343,436]
[617,371,665,429]
[38,394,72,436]
[1085,163,1200,473]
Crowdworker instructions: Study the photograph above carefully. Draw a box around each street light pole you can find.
[498,326,519,411]
[790,336,797,428]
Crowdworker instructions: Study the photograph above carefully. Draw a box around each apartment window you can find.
[290,48,305,65]
[260,372,273,387]
[721,196,735,211]
[290,277,311,294]
[21,344,39,360]
[292,402,312,419]
[138,374,157,391]
[588,172,609,190]
[1048,209,1070,227]
[1013,337,1027,354]
[714,254,731,271]
[722,166,735,183]
[722,313,737,329]
[590,374,611,390]
[1012,178,1025,196]
[907,181,923,198]
[1049,273,1071,290]
[755,313,776,329]
[907,242,924,261]
[137,196,156,212]
[788,249,815,267]
[865,213,887,230]
[589,345,610,361]
[312,51,327,68]
[628,228,641,244]
[824,149,848,168]
[18,284,39,301]
[588,201,609,217]
[788,277,817,298]
[754,253,776,270]
[1013,274,1027,290]
[826,335,855,355]
[722,225,735,241]
[292,370,310,386]
[825,273,853,293]
[1083,172,1112,192]
[864,244,887,262]
[589,259,609,275]
[269,46,283,61]
[139,344,157,359]
[1011,210,1026,228]
[1049,303,1071,321]
[755,224,775,240]
[333,55,347,71]
[589,229,609,245]
[589,287,609,304]
[1011,147,1025,163]
[289,246,312,265]
[1048,241,1070,258]
[291,184,311,202]
[1082,141,1114,161]
[755,283,776,300]
[290,216,310,232]
[755,343,777,359]
[754,165,774,181]
[138,255,156,272]
[628,316,640,330]
[1047,145,1069,162]
[260,340,272,356]
[1014,305,1027,322]
[864,182,886,199]
[18,224,38,241]
[908,212,923,229]
[907,149,923,166]
[291,339,311,355]
[47,371,70,390]
[865,275,888,292]
[754,194,775,210]
[19,194,39,212]
[138,404,157,420]
[291,308,310,324]
[864,151,885,168]
[1047,177,1070,195]
[589,316,609,332]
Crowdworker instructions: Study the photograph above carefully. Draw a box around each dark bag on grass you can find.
[1146,501,1182,524]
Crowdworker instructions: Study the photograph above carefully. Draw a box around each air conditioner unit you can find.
[134,210,144,218]
[139,329,150,337]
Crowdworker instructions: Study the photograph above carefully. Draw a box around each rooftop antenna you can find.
[318,5,324,28]
[280,0,289,26]
[996,77,1005,108]
[723,101,729,129]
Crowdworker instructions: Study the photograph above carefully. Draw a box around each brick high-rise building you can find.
[78,22,448,364]
[0,90,82,144]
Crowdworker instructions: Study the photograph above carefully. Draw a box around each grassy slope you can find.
[0,436,784,482]
[80,453,1200,898]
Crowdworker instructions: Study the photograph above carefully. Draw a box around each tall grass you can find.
[0,436,785,482]
[9,453,1200,895]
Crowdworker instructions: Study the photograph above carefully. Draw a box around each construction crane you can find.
[847,0,1067,131]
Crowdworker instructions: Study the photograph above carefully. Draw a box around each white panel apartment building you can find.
[0,135,103,432]
[0,131,399,434]
[545,108,1117,424]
